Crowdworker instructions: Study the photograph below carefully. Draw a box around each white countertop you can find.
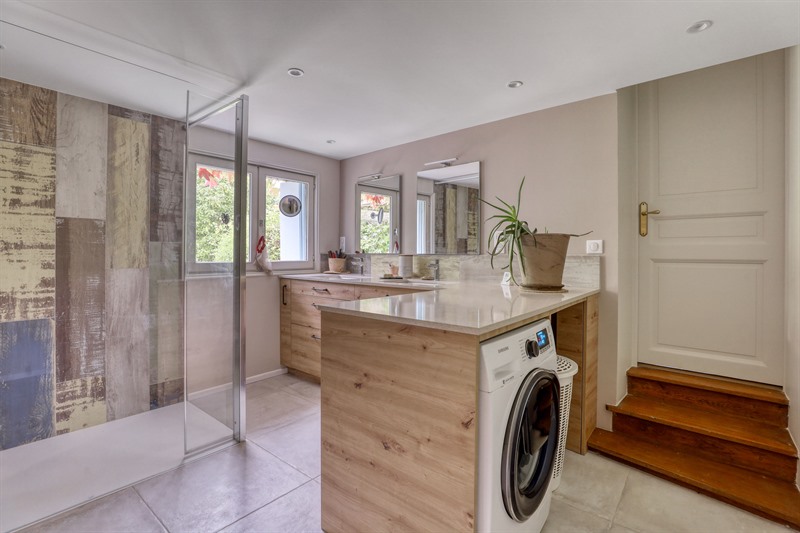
[280,274,598,336]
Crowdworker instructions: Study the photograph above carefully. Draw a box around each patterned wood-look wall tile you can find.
[0,141,56,321]
[55,217,105,382]
[150,116,184,242]
[55,94,108,220]
[0,319,55,450]
[0,78,56,148]
[150,378,183,409]
[148,241,183,391]
[55,376,105,435]
[108,105,151,125]
[107,115,150,269]
[467,187,479,254]
[105,268,150,420]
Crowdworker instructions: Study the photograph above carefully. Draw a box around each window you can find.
[416,194,431,254]
[187,153,315,273]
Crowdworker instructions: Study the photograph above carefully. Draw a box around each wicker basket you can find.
[551,355,579,491]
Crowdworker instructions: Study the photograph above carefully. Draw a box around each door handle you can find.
[639,202,661,237]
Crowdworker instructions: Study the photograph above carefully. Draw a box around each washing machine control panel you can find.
[521,320,554,359]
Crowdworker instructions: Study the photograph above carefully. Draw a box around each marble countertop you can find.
[280,273,598,336]
[279,273,442,290]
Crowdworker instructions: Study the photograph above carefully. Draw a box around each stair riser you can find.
[612,413,797,482]
[628,377,788,427]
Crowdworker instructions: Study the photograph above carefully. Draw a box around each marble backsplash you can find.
[359,253,600,289]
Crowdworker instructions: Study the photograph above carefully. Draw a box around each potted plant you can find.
[481,177,589,290]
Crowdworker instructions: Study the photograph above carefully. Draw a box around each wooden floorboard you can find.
[589,428,800,530]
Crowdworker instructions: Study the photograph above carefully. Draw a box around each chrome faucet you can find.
[428,259,440,281]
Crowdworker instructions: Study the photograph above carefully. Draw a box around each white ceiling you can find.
[1,0,799,160]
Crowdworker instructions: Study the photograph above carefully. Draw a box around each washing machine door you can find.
[501,368,560,522]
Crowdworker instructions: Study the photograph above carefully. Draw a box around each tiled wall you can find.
[0,78,185,450]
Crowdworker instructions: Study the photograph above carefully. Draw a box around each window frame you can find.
[186,151,317,275]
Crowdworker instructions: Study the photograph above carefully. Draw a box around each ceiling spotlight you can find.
[287,67,305,77]
[686,20,713,33]
[326,139,336,144]
[507,81,524,88]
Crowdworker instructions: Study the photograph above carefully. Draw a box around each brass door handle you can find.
[639,202,661,237]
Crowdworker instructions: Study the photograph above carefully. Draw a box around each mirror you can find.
[279,195,302,217]
[416,161,480,254]
[356,174,401,253]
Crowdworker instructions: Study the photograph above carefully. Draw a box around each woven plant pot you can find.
[519,233,571,290]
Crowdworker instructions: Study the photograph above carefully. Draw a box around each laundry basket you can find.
[551,355,579,491]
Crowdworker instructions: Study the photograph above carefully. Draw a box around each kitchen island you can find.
[315,279,599,533]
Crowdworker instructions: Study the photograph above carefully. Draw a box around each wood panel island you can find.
[288,275,598,533]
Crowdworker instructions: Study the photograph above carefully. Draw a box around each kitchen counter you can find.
[281,273,598,337]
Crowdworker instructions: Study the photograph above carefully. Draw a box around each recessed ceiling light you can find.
[686,20,713,33]
[287,67,305,78]
[0,44,5,50]
[507,81,523,89]
[326,139,336,144]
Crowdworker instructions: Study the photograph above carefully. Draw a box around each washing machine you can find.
[477,318,560,533]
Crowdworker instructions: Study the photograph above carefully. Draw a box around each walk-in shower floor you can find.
[0,403,231,531]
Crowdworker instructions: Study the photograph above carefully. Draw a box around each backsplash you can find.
[365,253,600,289]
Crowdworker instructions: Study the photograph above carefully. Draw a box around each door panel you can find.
[637,51,785,385]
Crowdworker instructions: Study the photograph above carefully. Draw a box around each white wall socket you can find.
[586,239,604,254]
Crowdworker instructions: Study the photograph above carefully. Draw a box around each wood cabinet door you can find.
[280,280,292,367]
[291,324,321,377]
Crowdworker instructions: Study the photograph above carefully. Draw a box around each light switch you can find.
[586,239,604,254]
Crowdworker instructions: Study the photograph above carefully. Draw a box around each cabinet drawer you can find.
[291,280,354,300]
[291,324,321,378]
[291,293,347,329]
[355,285,420,300]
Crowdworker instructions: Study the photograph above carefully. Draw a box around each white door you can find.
[637,51,785,385]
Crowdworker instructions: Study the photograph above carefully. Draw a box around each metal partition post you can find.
[233,95,249,442]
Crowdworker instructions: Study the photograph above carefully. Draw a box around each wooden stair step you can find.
[628,367,788,405]
[588,428,800,530]
[611,413,798,482]
[609,395,797,457]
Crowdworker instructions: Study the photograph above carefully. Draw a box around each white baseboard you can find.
[187,367,289,401]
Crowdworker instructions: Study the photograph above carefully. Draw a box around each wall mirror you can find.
[416,161,480,254]
[356,174,401,253]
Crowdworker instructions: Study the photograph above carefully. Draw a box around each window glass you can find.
[264,177,309,262]
[194,163,251,263]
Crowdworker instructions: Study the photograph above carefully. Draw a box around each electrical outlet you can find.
[586,239,604,254]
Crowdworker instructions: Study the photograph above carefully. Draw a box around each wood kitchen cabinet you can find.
[279,278,419,380]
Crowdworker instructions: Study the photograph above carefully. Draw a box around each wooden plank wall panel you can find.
[105,268,150,420]
[150,116,184,243]
[0,141,56,321]
[148,241,183,400]
[0,78,56,148]
[55,376,105,434]
[0,319,55,449]
[321,312,478,533]
[55,217,105,382]
[107,115,150,269]
[55,94,108,220]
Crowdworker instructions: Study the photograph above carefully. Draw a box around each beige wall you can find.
[187,128,340,387]
[340,95,620,429]
[785,46,800,479]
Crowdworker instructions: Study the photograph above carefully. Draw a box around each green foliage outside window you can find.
[359,193,391,253]
[195,166,250,263]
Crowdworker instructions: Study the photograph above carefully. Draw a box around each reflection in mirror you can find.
[417,162,480,254]
[279,194,302,217]
[356,174,401,253]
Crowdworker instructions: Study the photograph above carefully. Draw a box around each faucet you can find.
[428,259,440,281]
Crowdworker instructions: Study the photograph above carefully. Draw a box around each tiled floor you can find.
[23,373,792,533]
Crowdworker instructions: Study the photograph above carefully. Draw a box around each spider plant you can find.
[480,177,537,285]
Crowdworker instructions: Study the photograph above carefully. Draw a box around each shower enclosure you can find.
[0,21,249,528]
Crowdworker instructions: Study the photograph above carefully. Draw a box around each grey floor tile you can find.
[247,389,318,433]
[613,469,790,533]
[553,451,630,520]
[134,442,309,533]
[544,496,611,533]
[21,488,165,533]
[609,524,642,533]
[249,412,321,478]
[220,480,322,533]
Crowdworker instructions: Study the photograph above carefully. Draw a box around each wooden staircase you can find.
[588,366,800,529]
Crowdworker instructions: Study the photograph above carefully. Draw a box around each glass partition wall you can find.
[0,22,247,528]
